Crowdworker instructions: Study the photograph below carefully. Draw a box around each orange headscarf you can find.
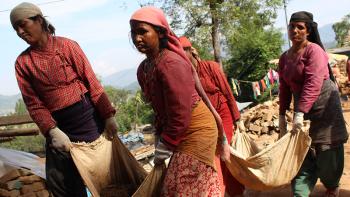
[179,36,192,48]
[130,6,191,65]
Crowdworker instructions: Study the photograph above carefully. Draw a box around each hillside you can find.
[102,68,139,91]
[0,94,21,115]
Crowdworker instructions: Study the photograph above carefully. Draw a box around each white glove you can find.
[292,112,304,134]
[105,117,118,140]
[49,127,72,152]
[154,140,173,166]
[279,115,287,136]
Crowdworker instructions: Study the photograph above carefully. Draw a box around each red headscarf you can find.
[130,6,191,65]
[179,36,192,48]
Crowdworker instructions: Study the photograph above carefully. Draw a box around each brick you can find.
[0,169,21,183]
[18,169,32,177]
[249,124,262,133]
[0,188,10,197]
[263,113,273,122]
[8,189,20,197]
[21,182,45,194]
[35,190,50,197]
[19,192,36,197]
[0,179,22,190]
[261,126,269,134]
[18,175,42,184]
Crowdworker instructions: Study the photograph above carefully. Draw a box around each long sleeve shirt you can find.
[197,60,240,122]
[278,43,329,115]
[137,49,200,149]
[15,35,115,135]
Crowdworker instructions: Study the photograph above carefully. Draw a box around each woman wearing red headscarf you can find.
[179,36,244,196]
[130,6,225,196]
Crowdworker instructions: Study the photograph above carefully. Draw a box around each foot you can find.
[324,187,339,197]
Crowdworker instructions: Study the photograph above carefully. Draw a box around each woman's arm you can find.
[15,62,56,136]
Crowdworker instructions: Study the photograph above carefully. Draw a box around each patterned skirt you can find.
[161,152,221,196]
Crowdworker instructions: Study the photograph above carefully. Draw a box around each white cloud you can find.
[90,46,144,77]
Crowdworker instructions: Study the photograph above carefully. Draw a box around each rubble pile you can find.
[240,98,311,138]
[240,99,293,136]
[0,169,49,197]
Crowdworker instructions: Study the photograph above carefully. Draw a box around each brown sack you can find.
[70,133,147,197]
[226,129,311,191]
[132,164,166,197]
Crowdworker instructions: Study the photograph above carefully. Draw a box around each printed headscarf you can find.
[289,11,325,50]
[130,6,191,65]
[10,2,43,27]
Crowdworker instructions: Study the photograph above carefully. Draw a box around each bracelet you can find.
[221,134,228,145]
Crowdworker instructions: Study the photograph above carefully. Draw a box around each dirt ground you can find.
[250,101,350,197]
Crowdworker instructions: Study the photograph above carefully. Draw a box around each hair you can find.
[29,15,55,35]
[152,25,168,49]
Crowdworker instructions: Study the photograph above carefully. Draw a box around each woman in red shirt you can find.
[179,36,244,196]
[10,2,117,197]
[130,6,225,196]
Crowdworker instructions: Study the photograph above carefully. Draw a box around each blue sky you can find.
[0,0,350,96]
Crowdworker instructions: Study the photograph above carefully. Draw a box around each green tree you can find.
[104,86,154,133]
[104,85,130,106]
[333,14,350,47]
[14,98,28,115]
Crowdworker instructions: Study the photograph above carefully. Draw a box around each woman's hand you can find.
[105,117,118,140]
[220,143,231,163]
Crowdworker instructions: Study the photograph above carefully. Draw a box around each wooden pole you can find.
[0,128,39,137]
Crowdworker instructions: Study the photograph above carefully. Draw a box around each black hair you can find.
[152,25,168,49]
[29,15,55,35]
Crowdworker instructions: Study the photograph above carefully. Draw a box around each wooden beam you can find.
[0,115,33,126]
[0,127,39,137]
[0,137,15,143]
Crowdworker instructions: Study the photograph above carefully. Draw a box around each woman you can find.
[278,11,348,197]
[130,6,223,196]
[179,36,245,196]
[10,2,117,197]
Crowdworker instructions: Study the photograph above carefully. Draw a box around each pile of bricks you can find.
[0,169,49,197]
[240,99,300,136]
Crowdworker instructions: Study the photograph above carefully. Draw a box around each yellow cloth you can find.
[176,100,218,169]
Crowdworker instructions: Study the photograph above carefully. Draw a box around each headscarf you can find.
[130,6,191,65]
[289,11,325,50]
[290,11,335,82]
[179,36,192,48]
[10,2,43,27]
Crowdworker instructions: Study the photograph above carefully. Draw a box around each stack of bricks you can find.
[0,169,50,197]
[240,98,309,136]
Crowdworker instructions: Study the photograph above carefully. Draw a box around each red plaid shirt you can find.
[15,35,115,135]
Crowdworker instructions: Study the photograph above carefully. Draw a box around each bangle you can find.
[221,134,228,145]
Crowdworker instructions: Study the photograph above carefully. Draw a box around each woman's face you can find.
[130,21,161,56]
[14,17,44,46]
[288,21,309,44]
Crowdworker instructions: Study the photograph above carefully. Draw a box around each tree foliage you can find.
[142,0,283,80]
[333,14,350,47]
[104,86,154,133]
[14,98,28,115]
